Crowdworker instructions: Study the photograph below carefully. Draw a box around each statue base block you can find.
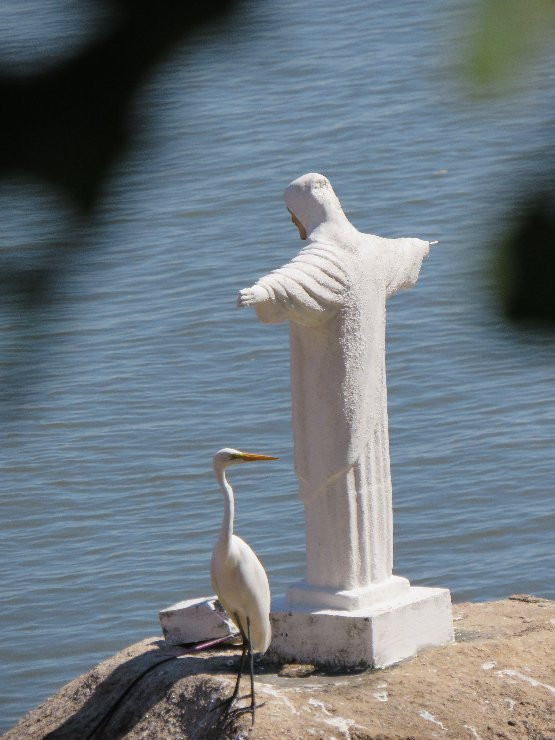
[287,575,410,610]
[159,596,235,645]
[269,586,454,669]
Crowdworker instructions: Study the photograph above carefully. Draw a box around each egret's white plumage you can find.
[211,534,271,652]
[210,447,277,721]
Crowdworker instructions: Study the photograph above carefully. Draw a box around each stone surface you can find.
[159,596,235,645]
[270,587,454,669]
[6,597,554,739]
[278,663,316,678]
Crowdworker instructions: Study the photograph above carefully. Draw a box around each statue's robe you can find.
[250,174,429,591]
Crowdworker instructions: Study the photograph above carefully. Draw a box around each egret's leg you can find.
[210,615,247,715]
[228,613,249,704]
[247,617,256,725]
[215,617,263,728]
[230,621,248,703]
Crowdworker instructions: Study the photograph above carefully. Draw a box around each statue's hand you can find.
[237,285,266,307]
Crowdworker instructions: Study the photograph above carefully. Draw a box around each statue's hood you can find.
[284,173,351,239]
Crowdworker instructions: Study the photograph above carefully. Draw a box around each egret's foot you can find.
[209,694,236,714]
[213,699,267,731]
[228,700,266,726]
[231,704,255,726]
[212,702,249,734]
[226,701,265,727]
[209,691,253,714]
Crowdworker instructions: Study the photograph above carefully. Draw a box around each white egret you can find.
[210,447,277,724]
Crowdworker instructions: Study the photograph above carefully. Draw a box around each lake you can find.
[1,0,554,730]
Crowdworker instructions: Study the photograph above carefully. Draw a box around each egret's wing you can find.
[211,553,241,631]
[229,536,272,652]
[211,536,271,652]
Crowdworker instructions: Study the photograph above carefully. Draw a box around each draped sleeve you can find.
[252,242,349,327]
[383,238,430,298]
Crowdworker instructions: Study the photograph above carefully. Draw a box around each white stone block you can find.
[159,596,236,646]
[269,586,454,669]
[287,574,410,611]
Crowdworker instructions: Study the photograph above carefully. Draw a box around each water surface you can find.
[1,0,554,729]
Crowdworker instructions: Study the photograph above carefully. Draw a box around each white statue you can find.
[238,173,431,609]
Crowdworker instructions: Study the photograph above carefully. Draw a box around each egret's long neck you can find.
[216,465,234,548]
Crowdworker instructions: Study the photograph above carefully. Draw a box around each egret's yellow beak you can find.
[236,452,279,461]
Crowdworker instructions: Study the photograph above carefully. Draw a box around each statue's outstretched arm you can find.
[237,243,348,326]
[384,238,431,298]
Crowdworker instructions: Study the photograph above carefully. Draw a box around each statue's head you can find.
[284,173,345,238]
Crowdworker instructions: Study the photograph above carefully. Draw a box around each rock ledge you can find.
[4,596,554,739]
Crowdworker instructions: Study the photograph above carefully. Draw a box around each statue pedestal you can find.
[269,586,454,669]
[287,574,410,611]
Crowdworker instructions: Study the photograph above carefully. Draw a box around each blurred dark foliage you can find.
[466,0,555,328]
[0,0,242,409]
[0,1,240,308]
[0,1,240,210]
[498,186,555,325]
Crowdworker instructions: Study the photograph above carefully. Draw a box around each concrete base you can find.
[159,596,235,645]
[269,586,454,669]
[288,575,410,610]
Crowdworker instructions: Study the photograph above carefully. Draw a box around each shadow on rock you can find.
[44,642,243,739]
